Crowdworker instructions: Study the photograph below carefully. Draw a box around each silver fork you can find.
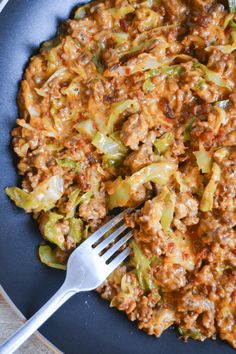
[0,209,133,354]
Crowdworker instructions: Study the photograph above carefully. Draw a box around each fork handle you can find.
[0,284,77,354]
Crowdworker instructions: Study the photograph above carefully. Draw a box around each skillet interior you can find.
[0,1,235,353]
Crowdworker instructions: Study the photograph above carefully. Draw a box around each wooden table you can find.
[0,287,61,354]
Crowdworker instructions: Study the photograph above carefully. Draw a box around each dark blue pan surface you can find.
[0,1,235,353]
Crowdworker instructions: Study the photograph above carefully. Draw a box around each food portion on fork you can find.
[0,209,133,354]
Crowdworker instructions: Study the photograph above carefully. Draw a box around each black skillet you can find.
[0,1,235,353]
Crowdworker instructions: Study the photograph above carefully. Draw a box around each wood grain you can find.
[0,291,61,354]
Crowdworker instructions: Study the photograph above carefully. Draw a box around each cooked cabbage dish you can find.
[6,0,236,348]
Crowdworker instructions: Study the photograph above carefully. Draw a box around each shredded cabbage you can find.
[143,78,156,92]
[91,55,105,74]
[135,8,160,31]
[108,162,177,209]
[105,54,174,77]
[75,119,97,140]
[145,64,183,79]
[120,39,156,58]
[175,172,188,192]
[214,100,229,109]
[5,175,64,213]
[65,189,81,219]
[200,163,221,212]
[43,212,65,250]
[108,5,135,19]
[131,240,155,291]
[184,117,196,141]
[111,32,129,46]
[69,218,84,243]
[229,0,236,13]
[105,99,140,134]
[206,31,236,54]
[110,273,137,307]
[5,188,34,213]
[35,67,68,97]
[223,13,235,28]
[213,106,227,133]
[39,245,66,270]
[92,132,126,156]
[56,159,81,172]
[193,151,212,174]
[78,191,94,205]
[60,78,81,98]
[160,189,176,234]
[74,4,90,19]
[194,62,232,90]
[178,327,202,340]
[154,132,174,154]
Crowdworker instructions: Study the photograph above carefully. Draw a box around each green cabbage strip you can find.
[193,151,212,174]
[229,0,236,13]
[175,172,188,192]
[135,8,160,31]
[105,55,175,77]
[35,67,68,97]
[92,132,126,155]
[5,175,64,213]
[108,5,135,19]
[110,273,136,307]
[206,31,236,54]
[111,32,129,46]
[184,117,196,141]
[91,55,105,74]
[131,240,156,291]
[56,159,81,172]
[69,218,84,243]
[223,13,235,28]
[66,189,93,219]
[92,132,128,166]
[206,43,236,54]
[120,39,156,58]
[151,188,175,234]
[143,78,156,92]
[65,189,81,219]
[39,245,66,270]
[105,99,140,135]
[74,4,91,19]
[154,132,174,154]
[213,106,227,134]
[75,119,97,140]
[43,212,65,250]
[145,64,183,80]
[193,62,232,90]
[178,327,202,340]
[214,100,229,109]
[108,162,177,209]
[160,189,176,234]
[200,163,221,212]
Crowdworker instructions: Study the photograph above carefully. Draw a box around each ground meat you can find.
[138,307,176,337]
[121,114,149,150]
[207,50,234,77]
[178,292,214,314]
[163,0,188,20]
[155,263,187,291]
[124,144,154,172]
[79,191,107,227]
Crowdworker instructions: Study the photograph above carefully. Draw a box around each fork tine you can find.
[107,247,131,272]
[102,231,133,262]
[95,224,128,252]
[86,208,132,246]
